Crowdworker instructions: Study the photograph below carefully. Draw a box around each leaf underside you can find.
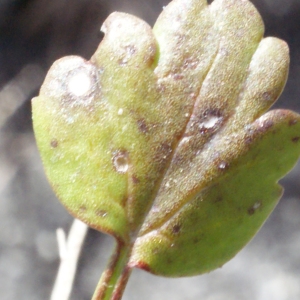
[32,0,300,277]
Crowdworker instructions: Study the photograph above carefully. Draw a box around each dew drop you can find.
[96,209,107,218]
[200,115,220,129]
[181,137,191,144]
[118,108,124,115]
[113,152,129,173]
[218,161,228,170]
[68,71,92,96]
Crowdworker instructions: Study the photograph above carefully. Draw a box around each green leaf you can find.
[32,0,300,277]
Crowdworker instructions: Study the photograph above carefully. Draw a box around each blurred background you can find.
[0,0,300,299]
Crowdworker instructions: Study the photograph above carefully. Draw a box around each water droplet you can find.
[181,137,191,144]
[96,210,107,218]
[200,115,220,129]
[197,110,223,134]
[218,161,228,170]
[118,108,123,115]
[68,72,92,96]
[113,151,129,173]
[42,56,99,105]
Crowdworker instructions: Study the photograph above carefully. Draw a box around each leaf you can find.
[32,0,300,277]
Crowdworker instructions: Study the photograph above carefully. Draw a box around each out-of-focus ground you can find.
[0,0,300,299]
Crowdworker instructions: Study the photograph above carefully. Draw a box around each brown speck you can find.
[172,224,181,234]
[262,91,272,101]
[50,139,58,148]
[118,58,128,66]
[137,119,149,133]
[193,236,201,244]
[96,209,107,217]
[132,175,140,184]
[292,137,300,143]
[214,196,223,203]
[248,201,262,215]
[79,205,87,212]
[144,43,157,66]
[166,257,173,264]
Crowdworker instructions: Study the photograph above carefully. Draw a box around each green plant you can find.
[32,0,300,299]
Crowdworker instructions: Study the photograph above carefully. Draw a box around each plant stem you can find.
[51,219,88,300]
[92,242,132,300]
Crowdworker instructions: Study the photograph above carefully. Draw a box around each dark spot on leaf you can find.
[214,196,223,203]
[172,224,181,234]
[262,91,272,101]
[96,209,107,217]
[137,119,149,133]
[50,139,58,148]
[248,201,262,215]
[292,137,300,143]
[167,257,173,264]
[79,205,87,212]
[193,236,201,244]
[144,43,157,66]
[132,175,140,184]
